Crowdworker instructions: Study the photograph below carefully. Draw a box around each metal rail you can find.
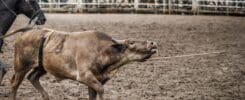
[38,0,245,15]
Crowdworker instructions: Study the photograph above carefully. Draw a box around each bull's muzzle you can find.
[147,41,158,54]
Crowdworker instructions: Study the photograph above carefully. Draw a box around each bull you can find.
[11,28,157,100]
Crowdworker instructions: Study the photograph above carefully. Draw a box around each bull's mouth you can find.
[140,47,157,54]
[139,48,157,62]
[150,47,157,54]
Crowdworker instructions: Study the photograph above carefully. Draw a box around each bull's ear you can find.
[111,44,126,53]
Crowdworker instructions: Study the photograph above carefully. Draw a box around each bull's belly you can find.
[43,53,77,80]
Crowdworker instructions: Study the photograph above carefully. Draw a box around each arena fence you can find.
[38,0,245,15]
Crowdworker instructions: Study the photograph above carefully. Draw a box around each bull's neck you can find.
[104,53,132,78]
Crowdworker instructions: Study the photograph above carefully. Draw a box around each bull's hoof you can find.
[42,96,49,100]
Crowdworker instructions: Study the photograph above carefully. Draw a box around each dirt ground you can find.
[0,14,244,100]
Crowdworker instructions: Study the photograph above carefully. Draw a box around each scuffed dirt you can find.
[0,14,245,100]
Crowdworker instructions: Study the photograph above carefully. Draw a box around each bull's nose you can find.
[148,41,157,49]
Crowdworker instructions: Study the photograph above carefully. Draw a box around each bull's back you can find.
[64,30,116,52]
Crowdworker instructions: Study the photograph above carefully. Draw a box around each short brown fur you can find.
[11,28,157,100]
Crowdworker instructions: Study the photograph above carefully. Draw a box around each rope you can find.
[150,49,245,60]
[0,19,37,39]
[0,26,34,39]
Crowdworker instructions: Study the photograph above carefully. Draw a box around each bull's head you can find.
[114,39,157,62]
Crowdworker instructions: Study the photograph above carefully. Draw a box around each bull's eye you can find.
[130,42,134,45]
[129,41,135,45]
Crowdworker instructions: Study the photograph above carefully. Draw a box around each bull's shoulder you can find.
[40,29,113,42]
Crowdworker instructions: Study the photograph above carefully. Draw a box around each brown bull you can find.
[11,28,157,100]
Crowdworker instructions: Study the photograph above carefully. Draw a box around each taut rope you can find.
[151,49,245,60]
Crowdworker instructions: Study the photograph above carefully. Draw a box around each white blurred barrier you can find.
[38,0,245,15]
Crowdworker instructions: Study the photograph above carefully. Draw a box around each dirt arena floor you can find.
[0,14,245,100]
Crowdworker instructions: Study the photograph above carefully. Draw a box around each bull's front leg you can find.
[88,87,97,100]
[78,71,104,100]
[87,73,110,100]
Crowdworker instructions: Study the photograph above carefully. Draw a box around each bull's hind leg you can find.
[0,38,4,53]
[11,69,30,100]
[27,67,49,100]
[0,66,6,85]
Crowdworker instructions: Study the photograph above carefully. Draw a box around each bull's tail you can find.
[38,36,46,69]
[0,27,33,39]
[38,30,54,69]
